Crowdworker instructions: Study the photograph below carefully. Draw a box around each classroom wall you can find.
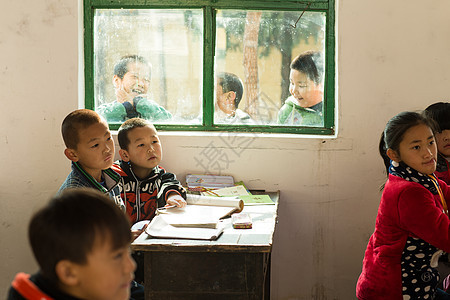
[1,0,450,299]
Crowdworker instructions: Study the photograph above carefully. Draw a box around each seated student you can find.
[425,102,450,185]
[277,50,324,126]
[215,72,254,124]
[8,188,137,300]
[58,110,145,298]
[113,117,187,224]
[58,109,125,211]
[113,118,186,284]
[97,55,172,123]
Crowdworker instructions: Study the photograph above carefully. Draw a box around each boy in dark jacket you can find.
[57,109,143,298]
[58,109,125,211]
[114,117,186,225]
[8,189,137,300]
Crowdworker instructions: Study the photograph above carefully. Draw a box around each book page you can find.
[155,195,244,228]
[145,215,225,240]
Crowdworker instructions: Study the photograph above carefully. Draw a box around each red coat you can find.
[356,174,450,299]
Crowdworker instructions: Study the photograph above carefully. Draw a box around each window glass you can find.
[93,9,203,125]
[214,10,326,127]
[87,2,334,134]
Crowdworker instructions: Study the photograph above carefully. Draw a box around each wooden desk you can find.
[131,191,279,300]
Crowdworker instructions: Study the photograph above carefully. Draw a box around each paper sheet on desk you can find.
[145,215,224,240]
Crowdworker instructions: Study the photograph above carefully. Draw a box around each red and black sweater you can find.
[112,161,186,224]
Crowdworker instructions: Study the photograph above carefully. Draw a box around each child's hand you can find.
[115,84,135,105]
[166,194,187,208]
[131,221,150,241]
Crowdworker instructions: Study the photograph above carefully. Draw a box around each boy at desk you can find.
[8,188,136,300]
[58,109,144,298]
[59,109,125,211]
[114,117,186,224]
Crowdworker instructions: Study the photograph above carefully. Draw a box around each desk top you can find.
[131,191,279,253]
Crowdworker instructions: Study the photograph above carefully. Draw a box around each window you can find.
[84,0,335,135]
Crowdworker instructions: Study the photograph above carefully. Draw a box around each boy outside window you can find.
[215,72,254,124]
[58,109,125,211]
[113,117,187,224]
[8,188,137,300]
[277,50,324,126]
[96,55,172,123]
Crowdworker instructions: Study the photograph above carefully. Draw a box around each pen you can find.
[157,205,177,210]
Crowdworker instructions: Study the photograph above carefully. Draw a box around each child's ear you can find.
[226,91,236,103]
[55,260,80,286]
[386,148,400,163]
[119,149,130,162]
[64,148,79,162]
[112,75,121,89]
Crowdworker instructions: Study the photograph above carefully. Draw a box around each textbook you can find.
[186,174,235,191]
[239,194,275,205]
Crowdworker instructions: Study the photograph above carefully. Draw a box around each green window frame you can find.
[83,0,335,135]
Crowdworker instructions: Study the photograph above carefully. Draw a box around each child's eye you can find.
[152,140,159,144]
[412,145,420,150]
[137,143,145,147]
[113,251,124,260]
[91,144,99,148]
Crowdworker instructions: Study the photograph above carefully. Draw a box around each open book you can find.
[145,216,226,240]
[145,194,244,240]
[156,194,244,228]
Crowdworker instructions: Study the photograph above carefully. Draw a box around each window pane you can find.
[93,9,203,124]
[214,10,326,127]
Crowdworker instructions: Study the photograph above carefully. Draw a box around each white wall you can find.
[1,0,450,299]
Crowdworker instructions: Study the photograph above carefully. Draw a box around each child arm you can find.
[156,168,187,207]
[398,185,450,252]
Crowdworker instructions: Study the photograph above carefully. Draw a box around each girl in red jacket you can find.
[357,111,450,299]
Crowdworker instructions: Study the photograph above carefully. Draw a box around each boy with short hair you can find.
[97,55,172,123]
[277,50,324,126]
[114,117,186,224]
[59,109,125,211]
[58,110,144,297]
[215,72,254,124]
[8,188,136,300]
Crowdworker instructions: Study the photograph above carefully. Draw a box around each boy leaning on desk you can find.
[112,117,187,284]
[113,117,187,227]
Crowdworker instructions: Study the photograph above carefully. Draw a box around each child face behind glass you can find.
[116,62,151,99]
[435,129,450,158]
[69,235,136,300]
[289,69,323,108]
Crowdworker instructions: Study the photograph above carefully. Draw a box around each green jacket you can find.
[97,98,172,123]
[277,96,323,126]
